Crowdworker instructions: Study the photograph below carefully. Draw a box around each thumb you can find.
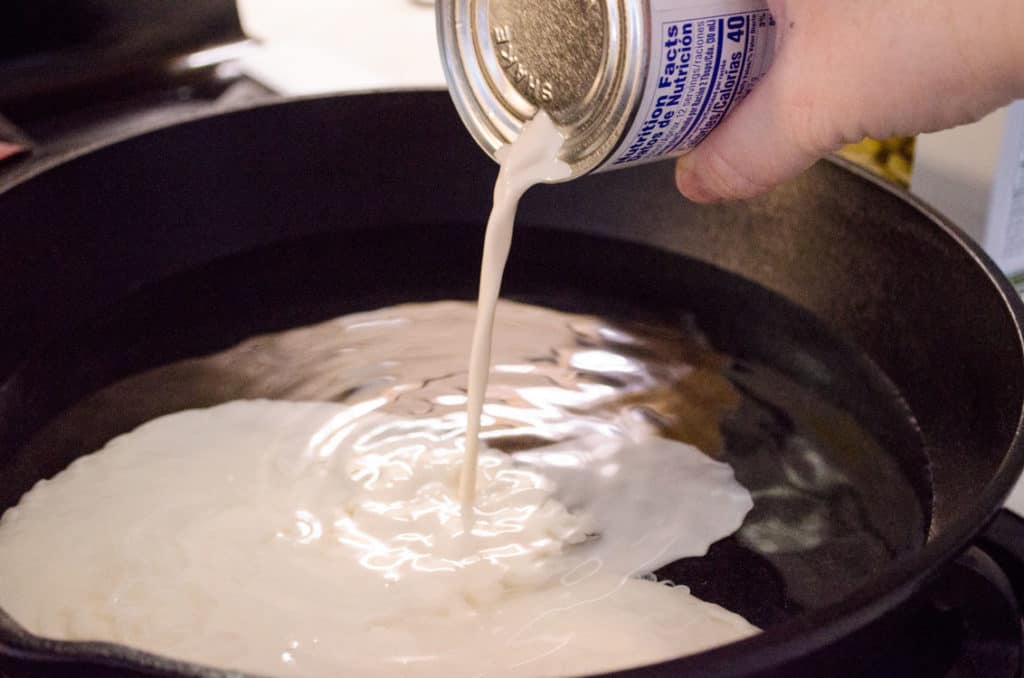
[675,61,835,203]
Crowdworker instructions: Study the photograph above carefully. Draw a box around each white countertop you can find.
[237,0,446,95]
[235,0,1024,517]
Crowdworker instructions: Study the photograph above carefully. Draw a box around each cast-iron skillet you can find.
[0,91,1022,677]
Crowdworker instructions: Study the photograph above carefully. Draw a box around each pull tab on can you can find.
[438,0,778,179]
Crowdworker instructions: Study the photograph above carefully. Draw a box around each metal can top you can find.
[438,0,647,178]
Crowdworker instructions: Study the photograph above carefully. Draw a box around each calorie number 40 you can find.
[726,16,746,43]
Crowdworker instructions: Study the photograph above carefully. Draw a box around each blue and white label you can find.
[606,0,776,169]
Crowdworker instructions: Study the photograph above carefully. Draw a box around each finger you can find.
[674,62,835,203]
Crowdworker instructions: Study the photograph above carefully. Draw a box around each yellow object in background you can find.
[838,137,916,187]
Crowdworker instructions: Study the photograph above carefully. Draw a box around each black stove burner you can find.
[857,525,1024,678]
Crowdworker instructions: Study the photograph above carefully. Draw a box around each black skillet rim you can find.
[0,91,1022,677]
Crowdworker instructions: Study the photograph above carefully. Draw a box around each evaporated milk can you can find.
[438,0,778,178]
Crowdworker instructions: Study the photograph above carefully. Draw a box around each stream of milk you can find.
[461,113,572,512]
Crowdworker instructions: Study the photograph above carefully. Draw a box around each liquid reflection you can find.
[19,299,926,628]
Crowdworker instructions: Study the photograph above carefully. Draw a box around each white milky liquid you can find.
[0,117,762,677]
[0,400,756,677]
[462,113,572,511]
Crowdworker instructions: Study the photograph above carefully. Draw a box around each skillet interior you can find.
[0,91,1021,677]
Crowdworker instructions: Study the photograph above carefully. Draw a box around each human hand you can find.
[675,0,1024,203]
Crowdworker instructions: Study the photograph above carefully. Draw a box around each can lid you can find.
[438,0,645,178]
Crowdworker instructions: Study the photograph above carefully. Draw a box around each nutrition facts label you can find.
[607,1,776,168]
